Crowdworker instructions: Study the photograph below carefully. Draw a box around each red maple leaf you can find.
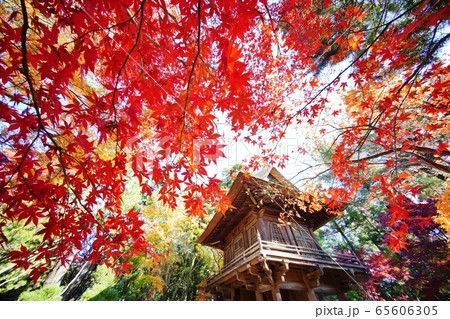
[387,233,408,253]
[389,204,410,222]
[418,217,433,228]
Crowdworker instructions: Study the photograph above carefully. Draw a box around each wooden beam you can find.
[331,275,348,300]
[236,271,245,284]
[230,288,235,301]
[262,259,274,285]
[216,286,233,301]
[280,260,289,283]
[246,187,258,206]
[306,266,324,288]
[236,271,256,291]
[248,263,262,284]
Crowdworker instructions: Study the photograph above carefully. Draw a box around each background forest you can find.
[1,180,220,301]
[1,0,449,301]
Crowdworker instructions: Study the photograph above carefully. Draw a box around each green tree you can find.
[141,194,218,300]
[0,220,45,300]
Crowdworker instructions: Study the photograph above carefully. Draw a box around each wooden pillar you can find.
[336,286,347,301]
[331,276,347,301]
[304,286,317,300]
[219,287,233,301]
[271,285,282,301]
[256,209,267,240]
[230,288,235,301]
[306,287,318,301]
[255,286,264,301]
[302,271,318,301]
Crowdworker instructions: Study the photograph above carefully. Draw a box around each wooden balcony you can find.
[207,239,367,287]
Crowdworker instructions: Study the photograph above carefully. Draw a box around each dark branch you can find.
[20,0,106,233]
[1,131,40,190]
[405,151,450,175]
[111,0,147,122]
[18,169,52,216]
[67,7,144,44]
[179,0,202,151]
[396,27,450,94]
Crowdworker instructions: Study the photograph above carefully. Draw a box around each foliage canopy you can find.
[0,0,448,285]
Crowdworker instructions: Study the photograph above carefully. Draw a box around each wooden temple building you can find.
[197,168,368,301]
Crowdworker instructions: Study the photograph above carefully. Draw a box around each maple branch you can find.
[107,0,146,159]
[19,0,41,126]
[266,0,429,137]
[355,0,423,35]
[18,169,52,214]
[263,3,282,56]
[323,89,385,156]
[157,0,179,24]
[20,0,94,227]
[348,147,450,174]
[67,7,144,45]
[316,123,377,133]
[19,0,62,150]
[57,152,107,234]
[404,151,450,175]
[293,145,449,184]
[349,75,420,169]
[1,131,40,190]
[66,87,91,111]
[17,165,58,227]
[347,106,388,160]
[179,0,201,151]
[62,153,102,199]
[2,91,32,107]
[414,146,450,157]
[293,167,332,184]
[399,163,447,181]
[397,32,450,94]
[341,83,394,159]
[111,0,146,122]
[288,30,388,123]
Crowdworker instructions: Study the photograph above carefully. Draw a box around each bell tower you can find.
[197,168,368,301]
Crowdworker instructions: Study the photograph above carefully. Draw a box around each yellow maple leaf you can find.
[434,182,450,246]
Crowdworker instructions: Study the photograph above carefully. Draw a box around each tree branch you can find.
[179,0,201,152]
[294,145,449,184]
[20,0,106,231]
[1,131,40,190]
[405,151,450,175]
[396,24,450,94]
[110,0,147,123]
[67,6,144,45]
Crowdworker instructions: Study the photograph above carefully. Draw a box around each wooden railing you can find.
[259,240,363,267]
[208,241,260,285]
[223,242,260,272]
[207,239,365,285]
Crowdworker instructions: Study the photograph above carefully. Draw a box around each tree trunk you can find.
[182,256,197,300]
[60,261,95,301]
[377,283,393,301]
[0,264,15,277]
[332,220,358,254]
[43,259,69,285]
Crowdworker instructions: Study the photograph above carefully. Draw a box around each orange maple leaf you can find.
[310,78,319,88]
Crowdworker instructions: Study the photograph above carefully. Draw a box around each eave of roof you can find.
[197,169,342,248]
[196,172,246,246]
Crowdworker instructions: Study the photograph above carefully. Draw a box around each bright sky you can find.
[206,59,349,186]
